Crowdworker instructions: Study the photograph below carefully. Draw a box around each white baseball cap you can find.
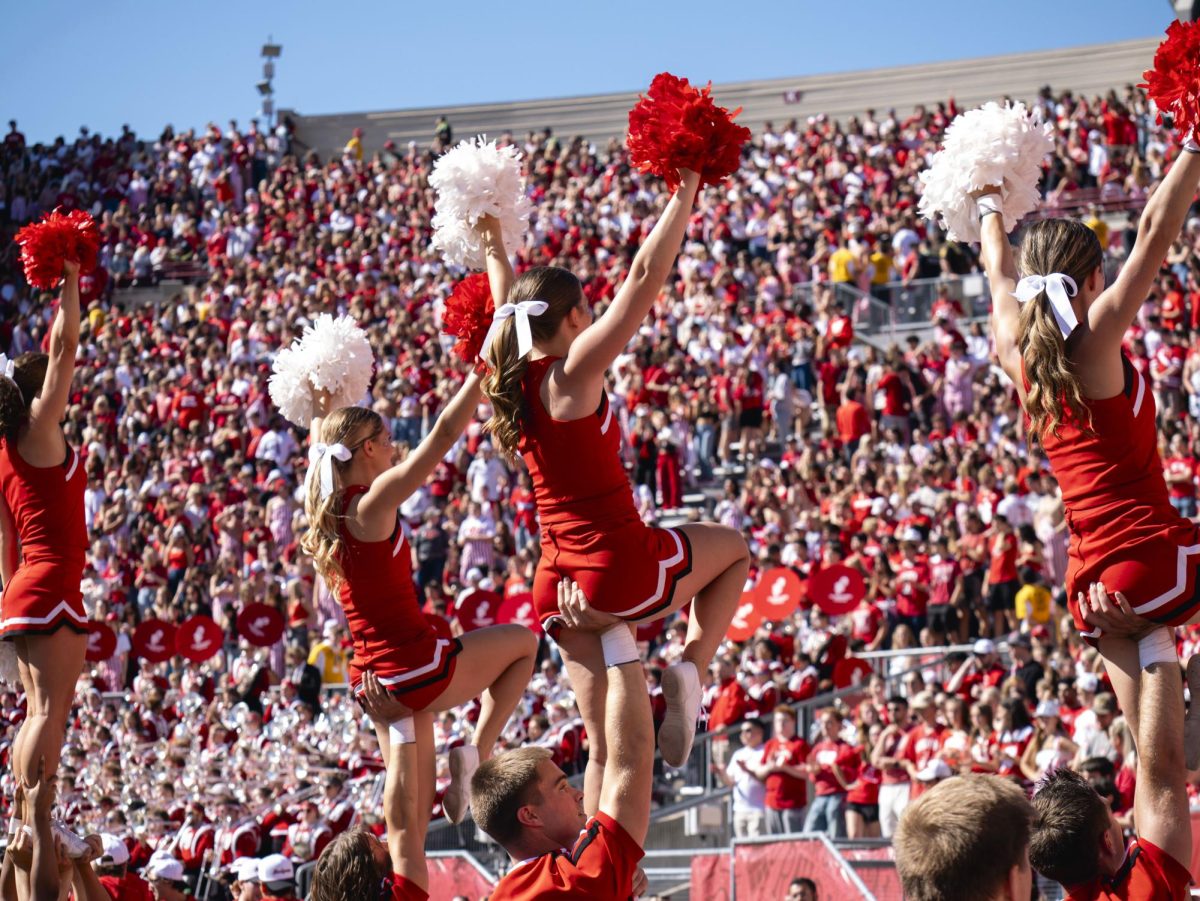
[1035,699,1061,719]
[145,856,185,882]
[972,638,996,656]
[99,833,130,866]
[258,853,294,889]
[231,856,260,883]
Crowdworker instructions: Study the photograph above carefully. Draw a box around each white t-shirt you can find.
[727,743,767,812]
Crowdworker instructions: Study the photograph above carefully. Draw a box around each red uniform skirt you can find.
[1066,509,1200,641]
[349,634,462,713]
[533,520,694,625]
[0,556,88,639]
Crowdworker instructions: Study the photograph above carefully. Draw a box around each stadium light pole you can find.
[259,39,283,129]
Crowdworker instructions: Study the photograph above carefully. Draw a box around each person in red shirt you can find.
[746,705,810,834]
[835,388,871,452]
[707,657,752,770]
[1163,433,1198,519]
[1029,583,1193,900]
[95,833,155,901]
[804,708,860,838]
[897,691,946,800]
[469,581,650,900]
[986,515,1020,638]
[893,541,931,632]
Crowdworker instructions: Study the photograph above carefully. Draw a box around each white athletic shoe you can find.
[659,661,702,768]
[443,744,480,824]
[52,822,89,859]
[1186,656,1200,771]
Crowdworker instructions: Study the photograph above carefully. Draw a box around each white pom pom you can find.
[268,314,376,427]
[430,136,533,269]
[0,641,18,688]
[918,102,1055,243]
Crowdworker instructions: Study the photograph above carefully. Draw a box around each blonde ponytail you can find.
[300,406,382,590]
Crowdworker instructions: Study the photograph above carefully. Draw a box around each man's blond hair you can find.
[470,747,553,846]
[894,774,1037,901]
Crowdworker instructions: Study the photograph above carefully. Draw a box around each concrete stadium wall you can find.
[287,37,1158,157]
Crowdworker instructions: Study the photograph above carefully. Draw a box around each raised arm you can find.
[478,215,515,307]
[556,581,652,847]
[356,371,482,534]
[1088,149,1200,346]
[25,263,80,454]
[560,169,701,390]
[975,198,1023,384]
[1086,584,1190,868]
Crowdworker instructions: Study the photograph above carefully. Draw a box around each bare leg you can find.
[15,630,86,783]
[428,624,538,758]
[670,523,751,671]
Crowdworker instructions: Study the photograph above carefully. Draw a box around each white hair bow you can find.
[1011,273,1079,339]
[306,442,352,500]
[478,300,550,361]
[0,355,15,386]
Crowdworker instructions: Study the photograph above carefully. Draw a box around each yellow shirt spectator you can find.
[1084,214,1109,250]
[869,249,893,285]
[309,636,349,684]
[829,247,857,283]
[1015,583,1052,625]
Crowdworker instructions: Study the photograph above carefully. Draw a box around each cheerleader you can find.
[974,139,1200,647]
[478,169,750,807]
[302,225,536,895]
[0,261,88,787]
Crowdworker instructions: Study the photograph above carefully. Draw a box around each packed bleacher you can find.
[0,75,1194,897]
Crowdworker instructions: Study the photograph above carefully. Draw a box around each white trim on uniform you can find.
[393,531,406,558]
[1130,542,1200,616]
[368,638,454,687]
[64,449,79,482]
[609,529,685,619]
[0,599,87,631]
[599,403,613,436]
[1131,368,1146,419]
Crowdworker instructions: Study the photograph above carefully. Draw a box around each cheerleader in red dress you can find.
[478,171,751,806]
[975,146,1200,644]
[0,261,88,788]
[302,223,536,897]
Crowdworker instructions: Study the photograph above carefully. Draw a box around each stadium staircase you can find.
[286,38,1156,157]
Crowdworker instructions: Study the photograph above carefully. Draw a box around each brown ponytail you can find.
[1017,219,1104,441]
[0,352,47,438]
[481,266,585,459]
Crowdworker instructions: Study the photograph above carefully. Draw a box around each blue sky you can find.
[2,0,1171,144]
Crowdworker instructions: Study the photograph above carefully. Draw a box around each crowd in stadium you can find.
[0,70,1194,897]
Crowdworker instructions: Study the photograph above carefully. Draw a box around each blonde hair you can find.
[308,827,383,901]
[300,406,383,590]
[894,774,1036,901]
[1017,218,1104,441]
[469,746,553,845]
[481,267,584,459]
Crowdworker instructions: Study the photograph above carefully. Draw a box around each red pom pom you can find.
[443,273,495,367]
[1141,19,1200,138]
[13,209,101,290]
[626,72,752,191]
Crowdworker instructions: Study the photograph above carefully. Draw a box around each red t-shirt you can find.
[988,532,1018,584]
[389,873,429,901]
[761,736,810,809]
[490,811,644,899]
[1064,837,1191,900]
[1163,457,1197,500]
[808,739,860,796]
[98,873,154,901]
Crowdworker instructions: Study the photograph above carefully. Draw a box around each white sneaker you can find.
[52,822,88,859]
[443,744,480,824]
[659,661,701,768]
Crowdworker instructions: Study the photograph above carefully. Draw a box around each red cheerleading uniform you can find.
[338,485,461,710]
[0,440,88,638]
[1039,357,1200,638]
[521,357,693,624]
